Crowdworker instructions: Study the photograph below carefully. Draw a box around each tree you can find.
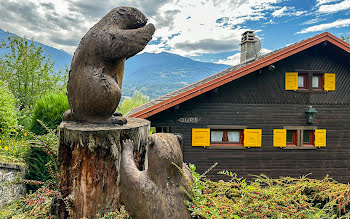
[0,80,18,133]
[117,91,149,116]
[0,34,64,109]
[341,36,350,44]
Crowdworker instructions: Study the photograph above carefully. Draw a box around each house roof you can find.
[128,32,350,119]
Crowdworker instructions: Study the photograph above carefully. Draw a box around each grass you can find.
[0,202,25,219]
[0,154,25,166]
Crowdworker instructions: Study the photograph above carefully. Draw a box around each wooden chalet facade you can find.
[128,32,350,182]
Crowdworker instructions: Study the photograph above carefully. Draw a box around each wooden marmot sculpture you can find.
[120,133,192,219]
[64,7,155,124]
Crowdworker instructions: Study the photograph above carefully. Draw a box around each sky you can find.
[0,0,349,65]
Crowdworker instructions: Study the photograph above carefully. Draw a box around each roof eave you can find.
[129,32,350,119]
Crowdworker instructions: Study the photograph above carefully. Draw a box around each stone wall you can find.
[0,162,26,207]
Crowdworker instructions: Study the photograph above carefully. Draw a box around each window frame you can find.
[210,129,243,146]
[283,126,317,149]
[286,130,297,146]
[298,73,308,90]
[311,73,324,90]
[296,70,325,92]
[302,130,315,146]
[207,125,247,149]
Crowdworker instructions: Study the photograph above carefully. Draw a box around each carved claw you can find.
[62,109,73,121]
[122,139,134,151]
[110,116,127,125]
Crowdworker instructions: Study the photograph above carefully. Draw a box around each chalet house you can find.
[128,32,350,182]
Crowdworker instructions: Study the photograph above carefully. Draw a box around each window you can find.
[286,71,332,91]
[311,74,323,90]
[312,75,320,88]
[274,127,326,148]
[210,129,243,145]
[298,74,307,89]
[195,126,261,148]
[286,130,297,146]
[297,72,323,90]
[302,130,315,146]
[283,126,317,147]
[156,127,172,133]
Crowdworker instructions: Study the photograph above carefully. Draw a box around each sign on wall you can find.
[178,117,200,123]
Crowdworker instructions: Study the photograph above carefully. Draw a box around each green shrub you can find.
[30,91,69,135]
[24,147,54,192]
[23,123,59,192]
[27,91,65,190]
[0,80,18,134]
[184,164,350,219]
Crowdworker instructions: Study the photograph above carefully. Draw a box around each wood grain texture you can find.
[57,118,150,218]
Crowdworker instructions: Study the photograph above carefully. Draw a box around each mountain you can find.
[123,52,229,99]
[0,30,230,99]
[0,29,72,73]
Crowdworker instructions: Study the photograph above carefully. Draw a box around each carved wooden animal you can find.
[64,7,155,124]
[120,133,192,219]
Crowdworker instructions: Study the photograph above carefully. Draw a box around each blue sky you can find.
[0,0,349,65]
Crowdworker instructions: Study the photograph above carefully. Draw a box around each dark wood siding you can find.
[148,43,350,183]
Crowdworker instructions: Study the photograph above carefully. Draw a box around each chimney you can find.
[240,31,259,64]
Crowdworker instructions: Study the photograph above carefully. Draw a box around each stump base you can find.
[57,118,150,218]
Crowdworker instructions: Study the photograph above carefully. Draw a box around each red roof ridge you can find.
[128,32,350,118]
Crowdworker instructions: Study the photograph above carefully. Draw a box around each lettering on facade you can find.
[178,117,200,123]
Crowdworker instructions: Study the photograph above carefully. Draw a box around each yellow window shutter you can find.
[285,72,298,90]
[244,129,262,147]
[315,129,326,147]
[192,128,210,146]
[324,73,335,91]
[273,129,286,147]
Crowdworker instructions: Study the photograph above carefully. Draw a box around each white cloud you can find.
[302,17,326,25]
[272,6,288,17]
[148,0,284,56]
[316,0,340,6]
[217,53,241,65]
[141,42,168,54]
[297,18,350,34]
[0,0,285,56]
[216,48,272,66]
[318,0,350,13]
[295,10,307,16]
[271,6,306,17]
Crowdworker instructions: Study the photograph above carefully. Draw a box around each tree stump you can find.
[57,118,150,219]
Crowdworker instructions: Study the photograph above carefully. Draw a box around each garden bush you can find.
[0,80,17,134]
[185,164,350,219]
[30,91,69,135]
[24,125,59,192]
[24,147,55,192]
[25,91,66,191]
[5,160,350,218]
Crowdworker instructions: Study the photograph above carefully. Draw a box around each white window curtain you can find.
[312,76,319,88]
[227,131,240,142]
[211,131,223,142]
[298,76,304,87]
